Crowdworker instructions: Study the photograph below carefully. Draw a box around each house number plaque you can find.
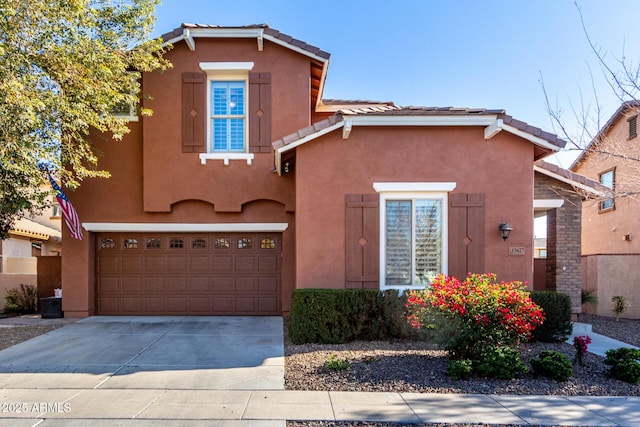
[508,247,526,256]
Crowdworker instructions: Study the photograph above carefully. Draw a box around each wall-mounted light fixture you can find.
[499,222,513,241]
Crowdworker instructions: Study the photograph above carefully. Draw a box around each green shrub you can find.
[531,350,573,382]
[324,354,351,371]
[3,284,38,315]
[288,288,412,344]
[530,291,572,342]
[446,359,473,380]
[604,348,640,383]
[473,346,529,380]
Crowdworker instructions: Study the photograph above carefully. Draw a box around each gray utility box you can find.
[40,297,63,319]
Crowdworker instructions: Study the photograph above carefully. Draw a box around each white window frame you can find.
[198,62,255,166]
[374,182,455,290]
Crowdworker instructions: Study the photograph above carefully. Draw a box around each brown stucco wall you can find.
[293,126,536,289]
[142,39,306,213]
[574,113,640,255]
[62,37,307,317]
[582,254,640,319]
[533,171,583,312]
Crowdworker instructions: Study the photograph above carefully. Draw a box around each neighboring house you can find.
[0,200,61,311]
[1,203,61,274]
[61,24,567,318]
[572,100,640,319]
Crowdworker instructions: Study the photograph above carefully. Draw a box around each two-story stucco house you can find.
[60,24,567,318]
[572,100,640,319]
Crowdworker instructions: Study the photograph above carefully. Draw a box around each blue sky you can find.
[151,0,640,168]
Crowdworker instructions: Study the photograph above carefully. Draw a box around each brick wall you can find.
[534,172,583,313]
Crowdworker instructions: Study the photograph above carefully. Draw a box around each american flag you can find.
[48,175,83,240]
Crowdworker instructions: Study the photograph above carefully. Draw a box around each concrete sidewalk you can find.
[569,322,639,356]
[0,390,638,426]
[0,316,638,426]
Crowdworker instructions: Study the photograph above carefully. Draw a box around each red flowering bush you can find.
[573,335,592,366]
[406,273,545,359]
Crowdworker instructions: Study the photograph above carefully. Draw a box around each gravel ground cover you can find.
[0,324,60,350]
[284,315,640,396]
[285,315,638,427]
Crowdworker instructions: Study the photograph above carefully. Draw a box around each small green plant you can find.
[3,284,38,314]
[446,359,473,380]
[604,348,640,383]
[581,290,597,306]
[531,350,573,382]
[611,296,627,321]
[324,354,351,371]
[473,346,529,380]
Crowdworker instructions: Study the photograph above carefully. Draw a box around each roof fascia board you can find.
[315,58,330,110]
[83,222,289,233]
[533,165,603,195]
[502,124,561,152]
[344,115,498,127]
[262,34,329,63]
[275,120,345,175]
[533,199,565,210]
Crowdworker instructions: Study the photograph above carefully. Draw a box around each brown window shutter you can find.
[345,194,380,289]
[449,193,485,278]
[248,72,272,153]
[182,72,206,153]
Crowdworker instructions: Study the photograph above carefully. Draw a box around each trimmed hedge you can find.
[530,291,573,342]
[288,288,411,344]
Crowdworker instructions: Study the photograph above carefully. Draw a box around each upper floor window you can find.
[198,62,254,166]
[599,168,615,212]
[211,81,246,152]
[628,115,638,140]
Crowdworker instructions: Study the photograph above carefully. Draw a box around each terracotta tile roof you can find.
[535,160,605,193]
[10,218,62,242]
[339,105,504,116]
[161,23,331,60]
[273,107,567,151]
[272,115,341,150]
[322,99,396,106]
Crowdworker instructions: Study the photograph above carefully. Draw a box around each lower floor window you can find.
[383,195,446,287]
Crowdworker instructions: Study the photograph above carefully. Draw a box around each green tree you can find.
[0,0,171,238]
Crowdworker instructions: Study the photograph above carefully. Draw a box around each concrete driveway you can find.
[0,316,284,390]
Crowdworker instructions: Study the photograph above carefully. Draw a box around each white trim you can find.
[82,223,289,233]
[345,115,498,127]
[199,153,254,166]
[534,199,565,210]
[262,34,330,64]
[275,120,345,175]
[503,124,560,151]
[184,28,196,51]
[199,62,255,72]
[201,67,251,157]
[373,182,457,193]
[533,165,604,195]
[376,184,454,291]
[484,119,503,139]
[164,28,330,64]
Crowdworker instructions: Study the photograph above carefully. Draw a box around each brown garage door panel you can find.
[96,233,282,315]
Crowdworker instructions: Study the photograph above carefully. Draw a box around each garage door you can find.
[96,233,281,315]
